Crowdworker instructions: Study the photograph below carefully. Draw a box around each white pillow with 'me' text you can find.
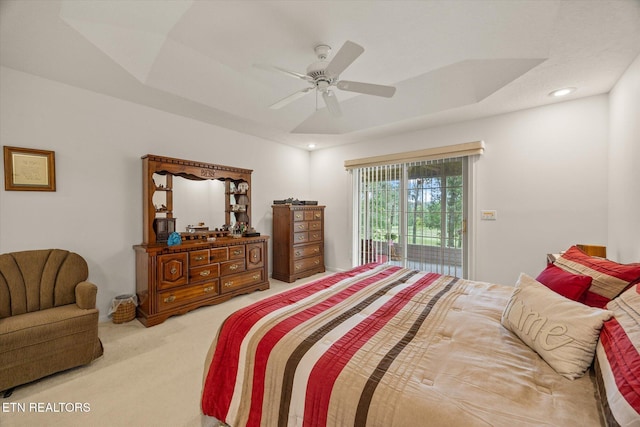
[501,273,612,379]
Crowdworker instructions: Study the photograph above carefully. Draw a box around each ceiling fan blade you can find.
[337,80,396,97]
[269,87,314,109]
[322,90,342,117]
[254,63,312,82]
[324,41,364,78]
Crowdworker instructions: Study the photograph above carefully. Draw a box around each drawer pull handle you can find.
[229,264,238,270]
[204,286,215,293]
[233,249,242,255]
[295,214,302,219]
[297,224,304,229]
[315,214,321,218]
[170,267,178,274]
[252,254,258,260]
[295,251,301,256]
[195,255,206,261]
[164,295,175,303]
[224,281,234,288]
[200,270,211,277]
[312,234,319,238]
[298,235,304,240]
[315,260,320,265]
[314,248,319,253]
[295,265,301,270]
[252,274,260,280]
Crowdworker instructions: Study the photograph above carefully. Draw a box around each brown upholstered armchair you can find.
[0,249,103,393]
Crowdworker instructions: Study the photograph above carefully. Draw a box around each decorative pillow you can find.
[536,264,592,301]
[501,273,613,379]
[597,284,640,423]
[554,246,640,300]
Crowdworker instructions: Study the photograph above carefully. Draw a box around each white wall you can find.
[0,66,311,320]
[608,54,640,263]
[311,95,610,286]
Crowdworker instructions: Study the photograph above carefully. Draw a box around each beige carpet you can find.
[2,274,328,427]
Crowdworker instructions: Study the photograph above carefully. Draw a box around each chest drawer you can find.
[220,269,264,294]
[293,243,322,260]
[229,245,245,260]
[189,263,220,283]
[220,259,245,276]
[304,210,322,221]
[294,221,309,232]
[308,220,321,231]
[157,280,219,312]
[294,255,323,273]
[293,210,305,221]
[309,230,322,242]
[189,249,210,267]
[294,232,309,244]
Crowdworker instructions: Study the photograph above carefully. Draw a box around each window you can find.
[346,142,483,278]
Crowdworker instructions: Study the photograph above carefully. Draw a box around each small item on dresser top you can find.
[243,226,260,237]
[273,198,302,205]
[167,232,181,246]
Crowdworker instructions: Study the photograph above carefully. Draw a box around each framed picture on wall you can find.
[3,146,56,191]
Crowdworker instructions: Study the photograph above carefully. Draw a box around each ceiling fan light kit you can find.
[258,40,396,117]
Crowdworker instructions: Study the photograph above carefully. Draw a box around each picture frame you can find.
[3,146,56,191]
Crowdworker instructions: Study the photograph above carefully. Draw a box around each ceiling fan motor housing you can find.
[306,61,334,89]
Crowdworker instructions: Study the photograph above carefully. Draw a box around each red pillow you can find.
[536,264,592,302]
[581,291,610,308]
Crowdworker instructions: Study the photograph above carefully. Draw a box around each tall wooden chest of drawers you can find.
[272,205,325,282]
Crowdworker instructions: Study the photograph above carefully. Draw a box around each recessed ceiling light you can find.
[307,143,316,149]
[549,87,576,98]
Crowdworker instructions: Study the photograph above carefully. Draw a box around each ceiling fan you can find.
[257,41,396,117]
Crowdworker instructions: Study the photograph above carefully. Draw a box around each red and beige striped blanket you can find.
[201,263,603,426]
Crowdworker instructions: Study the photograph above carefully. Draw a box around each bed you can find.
[201,247,640,427]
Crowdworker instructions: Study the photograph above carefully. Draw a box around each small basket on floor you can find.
[110,294,137,324]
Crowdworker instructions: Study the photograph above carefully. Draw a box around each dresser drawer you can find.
[189,249,210,267]
[157,280,219,312]
[157,253,188,290]
[294,232,309,244]
[229,245,245,260]
[294,255,323,273]
[220,259,245,276]
[304,210,322,221]
[189,264,220,283]
[220,269,264,294]
[210,247,228,263]
[293,210,305,221]
[293,243,322,260]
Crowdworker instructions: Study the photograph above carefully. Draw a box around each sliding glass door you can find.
[355,157,467,277]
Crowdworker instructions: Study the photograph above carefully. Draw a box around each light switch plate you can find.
[481,210,497,220]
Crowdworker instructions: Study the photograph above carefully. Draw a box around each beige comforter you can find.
[202,264,602,426]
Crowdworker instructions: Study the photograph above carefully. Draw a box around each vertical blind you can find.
[347,141,484,277]
[354,158,465,276]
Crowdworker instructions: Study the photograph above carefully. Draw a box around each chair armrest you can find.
[75,281,97,309]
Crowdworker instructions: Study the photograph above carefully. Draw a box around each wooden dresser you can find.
[134,236,269,327]
[134,154,269,327]
[272,205,325,282]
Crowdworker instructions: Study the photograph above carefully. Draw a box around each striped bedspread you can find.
[201,263,602,426]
